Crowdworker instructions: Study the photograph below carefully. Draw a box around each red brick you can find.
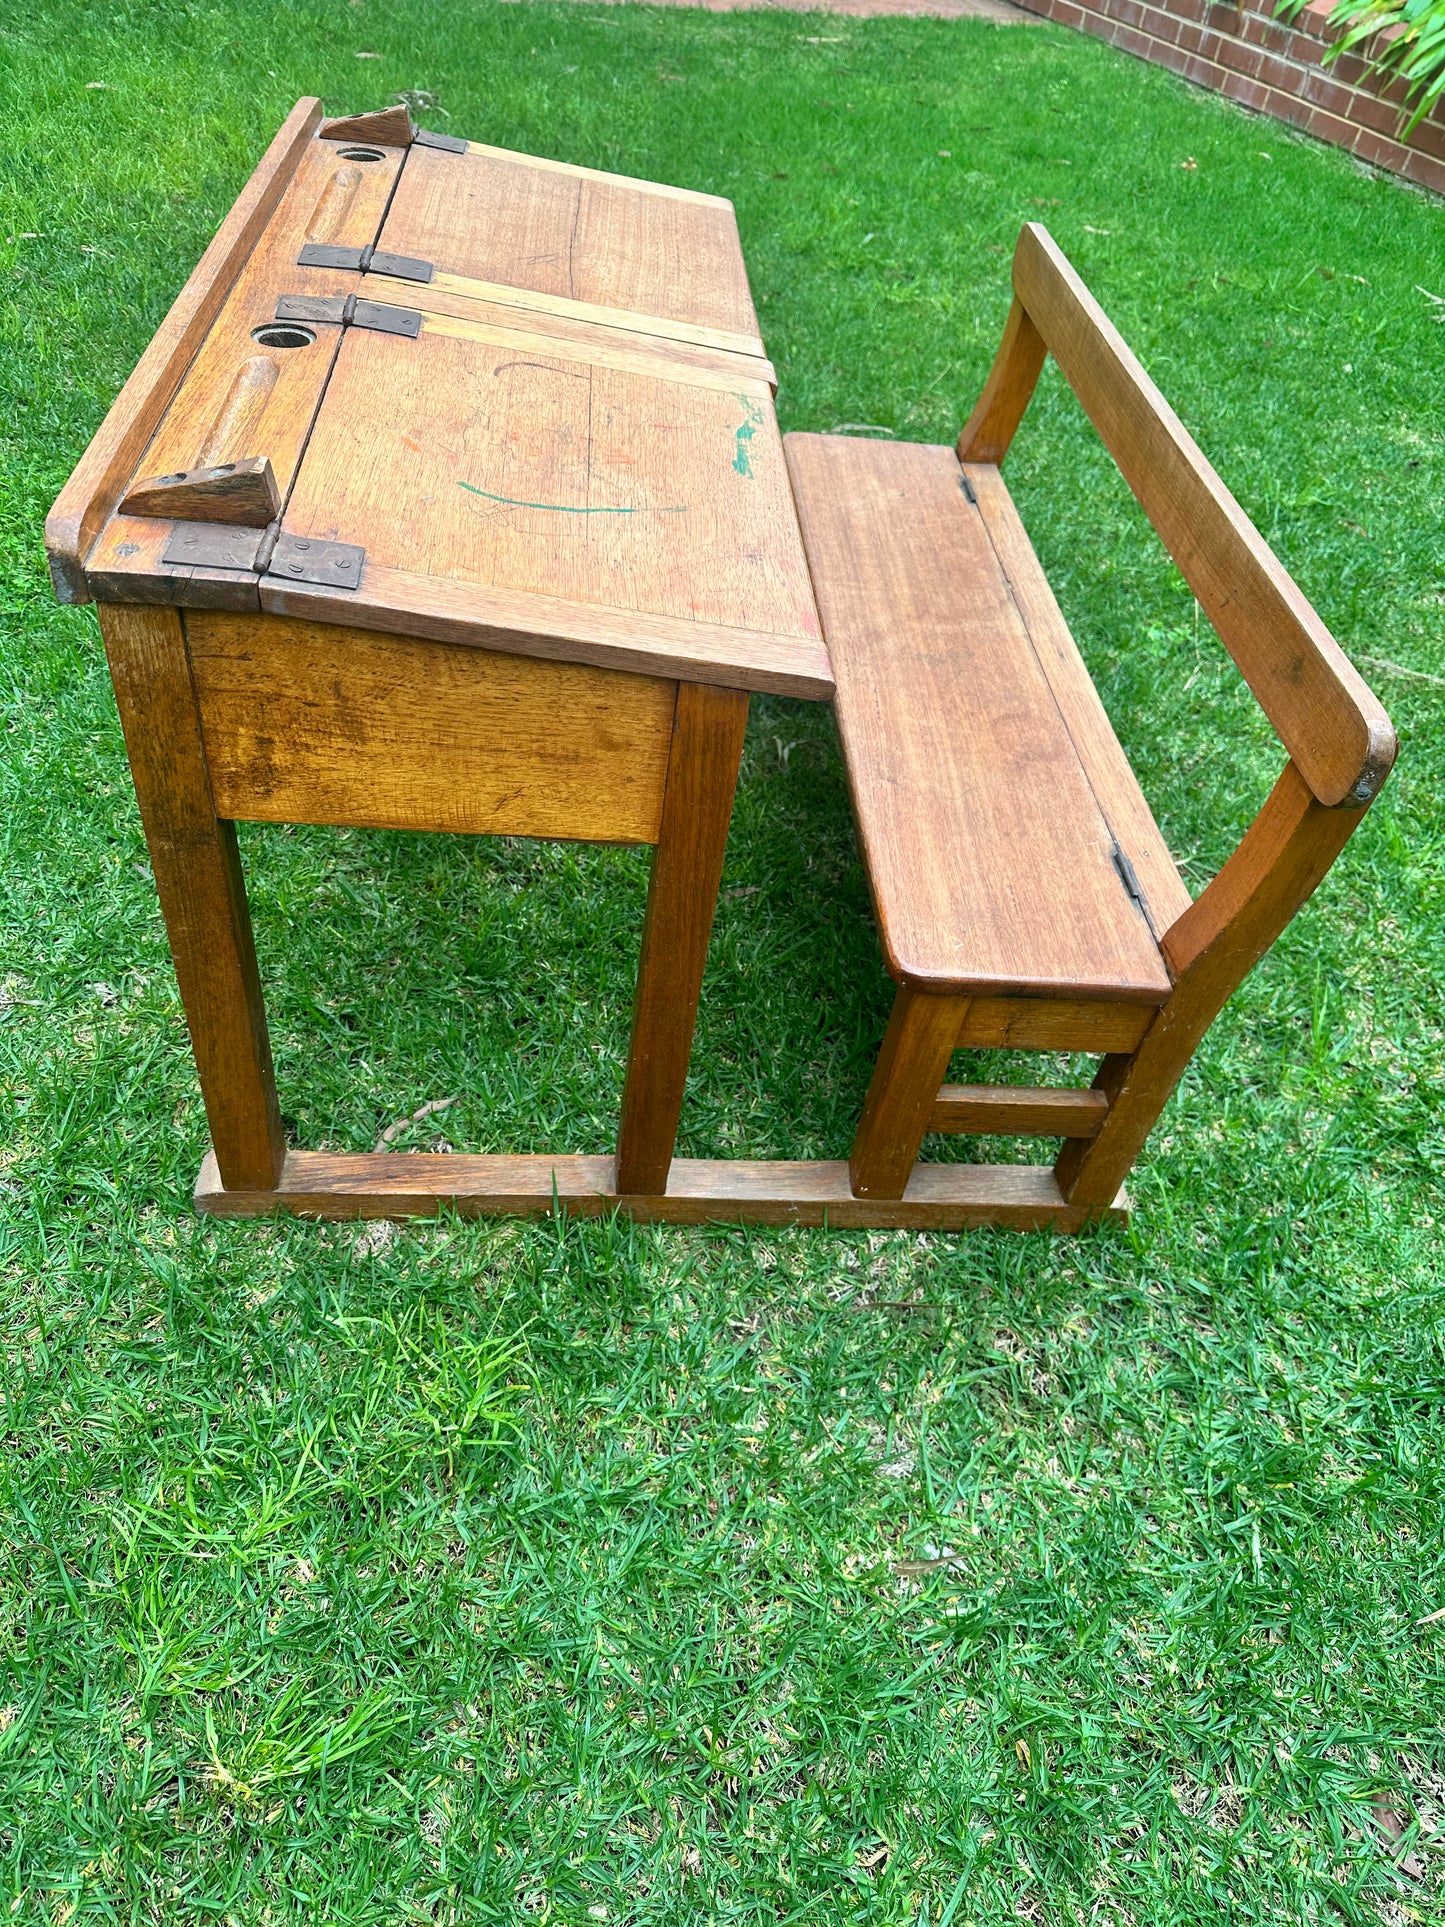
[1218,68,1271,111]
[1304,98,1363,146]
[1216,35,1273,81]
[1351,121,1411,166]
[1398,145,1445,192]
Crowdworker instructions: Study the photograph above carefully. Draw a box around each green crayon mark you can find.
[458,481,687,514]
[732,395,765,478]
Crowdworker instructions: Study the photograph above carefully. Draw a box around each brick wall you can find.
[1013,0,1445,196]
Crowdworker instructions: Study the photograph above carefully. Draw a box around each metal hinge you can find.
[413,127,467,154]
[162,521,364,590]
[296,242,433,282]
[958,471,978,505]
[275,292,422,338]
[266,532,365,588]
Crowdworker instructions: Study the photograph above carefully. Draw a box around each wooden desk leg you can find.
[616,682,749,1196]
[100,605,285,1192]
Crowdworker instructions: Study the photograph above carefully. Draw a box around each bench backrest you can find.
[959,223,1395,810]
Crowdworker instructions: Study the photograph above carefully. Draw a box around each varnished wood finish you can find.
[374,265,770,363]
[1010,222,1395,807]
[413,307,772,396]
[784,432,1175,1000]
[956,297,1047,465]
[258,560,832,701]
[120,457,281,527]
[321,105,413,146]
[44,96,322,602]
[377,141,762,343]
[186,610,677,844]
[963,461,1192,940]
[616,682,750,1195]
[120,135,405,489]
[931,1084,1109,1137]
[195,1148,1127,1230]
[99,604,283,1190]
[849,989,971,1198]
[1058,763,1370,1206]
[957,997,1155,1053]
[461,140,735,209]
[283,322,820,660]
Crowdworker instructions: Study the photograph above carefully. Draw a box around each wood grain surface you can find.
[956,996,1155,1053]
[1011,222,1395,807]
[378,265,768,361]
[365,273,775,383]
[1058,761,1371,1205]
[284,323,820,647]
[785,432,1174,1001]
[849,988,972,1198]
[100,604,284,1190]
[376,141,762,342]
[195,1148,1127,1229]
[930,1083,1109,1137]
[45,96,322,601]
[257,560,833,700]
[186,609,677,843]
[615,681,750,1194]
[963,460,1193,941]
[956,295,1047,465]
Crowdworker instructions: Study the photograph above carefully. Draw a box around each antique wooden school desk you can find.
[49,95,950,1228]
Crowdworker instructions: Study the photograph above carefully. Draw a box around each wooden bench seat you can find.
[783,223,1395,1215]
[784,433,1189,1005]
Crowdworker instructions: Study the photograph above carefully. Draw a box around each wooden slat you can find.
[930,1084,1109,1137]
[45,96,322,602]
[616,683,750,1194]
[376,142,761,346]
[963,461,1192,942]
[257,561,833,701]
[1010,222,1395,808]
[381,265,768,361]
[100,605,284,1190]
[1058,762,1372,1205]
[958,998,1155,1053]
[185,609,677,844]
[784,433,1171,1002]
[415,309,772,397]
[194,1148,1127,1230]
[281,324,821,658]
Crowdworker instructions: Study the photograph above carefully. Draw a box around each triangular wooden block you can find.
[320,105,414,147]
[119,456,281,528]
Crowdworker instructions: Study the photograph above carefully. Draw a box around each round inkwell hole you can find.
[251,323,316,349]
[338,146,385,162]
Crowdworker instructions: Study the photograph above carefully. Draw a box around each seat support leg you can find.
[1058,763,1367,1208]
[850,988,971,1199]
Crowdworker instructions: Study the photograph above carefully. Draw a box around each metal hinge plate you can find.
[298,241,367,271]
[275,293,421,338]
[295,242,434,282]
[412,128,467,154]
[162,522,270,572]
[370,250,433,283]
[265,532,366,590]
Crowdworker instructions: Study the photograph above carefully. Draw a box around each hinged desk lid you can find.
[63,101,830,700]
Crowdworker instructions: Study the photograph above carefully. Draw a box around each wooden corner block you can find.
[119,456,281,528]
[320,105,414,146]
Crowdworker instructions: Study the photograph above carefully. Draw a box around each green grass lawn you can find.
[2,0,1444,1919]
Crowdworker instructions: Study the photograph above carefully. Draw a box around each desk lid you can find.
[47,100,832,701]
